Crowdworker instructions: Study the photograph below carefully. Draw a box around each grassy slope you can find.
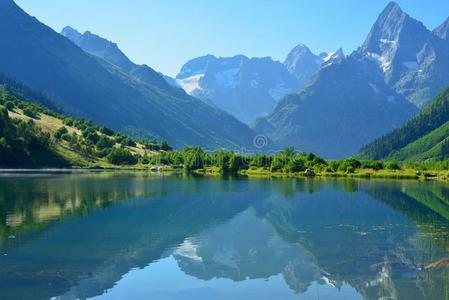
[7,108,154,168]
[389,121,449,161]
[360,88,449,160]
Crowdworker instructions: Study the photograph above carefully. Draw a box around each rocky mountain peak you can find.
[61,26,82,41]
[361,1,419,53]
[284,44,323,87]
[357,1,431,85]
[61,26,134,72]
[284,44,317,71]
[433,17,449,41]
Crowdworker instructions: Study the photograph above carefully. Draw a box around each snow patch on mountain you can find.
[322,48,345,67]
[379,39,398,45]
[366,52,392,73]
[175,239,203,262]
[177,74,204,94]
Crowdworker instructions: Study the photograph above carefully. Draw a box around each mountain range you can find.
[0,0,258,150]
[174,46,344,123]
[253,2,449,158]
[2,0,449,159]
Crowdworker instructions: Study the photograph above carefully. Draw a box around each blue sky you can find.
[15,0,449,76]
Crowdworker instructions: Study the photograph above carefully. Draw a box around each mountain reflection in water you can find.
[0,173,448,300]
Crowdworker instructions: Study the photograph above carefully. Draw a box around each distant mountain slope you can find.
[254,60,417,158]
[61,26,134,72]
[61,26,172,91]
[359,87,449,160]
[0,0,256,150]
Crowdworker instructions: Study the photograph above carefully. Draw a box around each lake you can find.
[0,172,448,300]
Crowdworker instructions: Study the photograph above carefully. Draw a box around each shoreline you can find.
[0,166,445,182]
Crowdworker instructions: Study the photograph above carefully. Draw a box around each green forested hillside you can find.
[360,88,449,160]
[0,104,68,168]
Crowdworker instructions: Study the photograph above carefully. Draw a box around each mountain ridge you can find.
[254,59,417,158]
[0,0,258,150]
[175,45,343,123]
[175,54,299,123]
[254,1,449,158]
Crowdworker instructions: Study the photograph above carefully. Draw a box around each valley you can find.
[1,1,449,299]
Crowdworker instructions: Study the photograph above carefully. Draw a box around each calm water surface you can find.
[0,172,448,300]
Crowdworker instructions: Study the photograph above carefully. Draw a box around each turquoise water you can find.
[0,173,448,299]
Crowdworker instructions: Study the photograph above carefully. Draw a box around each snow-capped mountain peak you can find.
[356,0,432,86]
[322,48,345,67]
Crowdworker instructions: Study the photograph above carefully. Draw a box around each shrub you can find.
[270,157,285,172]
[122,138,136,147]
[141,154,150,165]
[284,157,306,173]
[99,125,114,136]
[107,148,138,165]
[83,130,100,144]
[385,161,401,170]
[97,148,112,158]
[228,154,247,173]
[77,124,87,131]
[346,166,355,173]
[61,133,74,143]
[96,136,115,150]
[160,141,172,151]
[183,147,206,171]
[146,143,161,151]
[0,106,9,133]
[23,107,38,119]
[361,160,384,170]
[62,118,74,126]
[54,126,68,139]
[4,101,14,111]
[115,134,125,144]
[249,154,271,168]
[337,158,361,172]
[0,137,12,157]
